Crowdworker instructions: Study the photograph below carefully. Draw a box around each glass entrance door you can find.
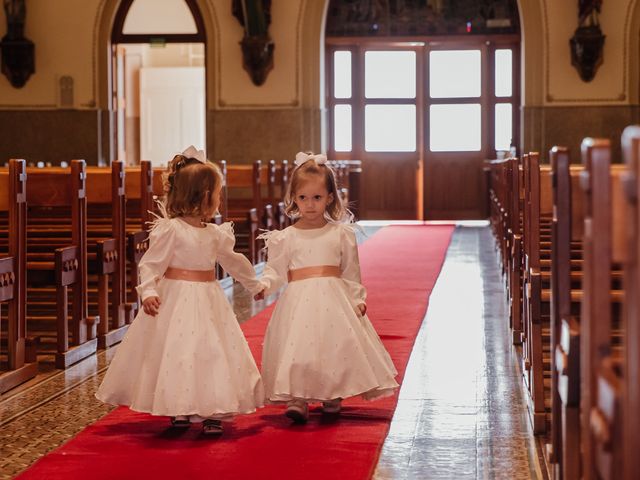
[327,38,519,219]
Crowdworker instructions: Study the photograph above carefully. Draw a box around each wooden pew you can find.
[0,159,38,393]
[580,138,625,480]
[327,159,363,220]
[262,160,277,231]
[550,147,584,479]
[26,164,128,350]
[507,157,523,344]
[621,125,640,480]
[346,160,362,219]
[25,160,97,368]
[487,140,632,477]
[224,161,262,264]
[544,143,627,478]
[124,161,153,314]
[487,158,510,274]
[521,152,549,434]
[488,156,536,349]
[85,163,128,347]
[523,151,585,438]
[327,160,349,207]
[277,160,290,228]
[488,156,532,354]
[125,160,154,231]
[263,159,291,230]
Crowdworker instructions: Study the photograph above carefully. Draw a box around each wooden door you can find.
[424,39,519,220]
[139,67,205,166]
[327,37,519,220]
[328,44,423,219]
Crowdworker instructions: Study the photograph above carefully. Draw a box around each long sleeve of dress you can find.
[259,230,289,295]
[216,223,263,295]
[340,225,367,306]
[136,219,177,301]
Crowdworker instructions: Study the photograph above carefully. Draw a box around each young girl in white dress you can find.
[96,146,265,435]
[255,152,399,423]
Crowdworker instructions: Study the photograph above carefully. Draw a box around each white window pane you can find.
[365,51,416,99]
[365,105,416,152]
[430,50,481,98]
[495,103,512,151]
[430,104,481,152]
[495,49,513,97]
[334,51,352,99]
[334,105,352,152]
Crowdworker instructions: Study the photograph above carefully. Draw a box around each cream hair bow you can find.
[294,151,327,167]
[181,145,207,164]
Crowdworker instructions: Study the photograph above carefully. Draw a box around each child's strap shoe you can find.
[170,415,190,428]
[321,398,342,414]
[285,399,309,423]
[202,419,224,435]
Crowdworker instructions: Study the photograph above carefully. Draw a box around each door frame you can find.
[326,34,520,220]
[107,0,207,165]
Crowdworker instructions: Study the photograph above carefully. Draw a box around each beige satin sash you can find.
[287,265,341,282]
[165,267,216,282]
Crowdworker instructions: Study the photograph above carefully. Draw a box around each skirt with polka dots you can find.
[261,276,398,403]
[96,278,264,417]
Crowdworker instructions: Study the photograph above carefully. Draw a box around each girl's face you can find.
[294,175,333,223]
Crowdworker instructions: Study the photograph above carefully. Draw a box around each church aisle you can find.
[1,225,542,479]
[374,226,543,479]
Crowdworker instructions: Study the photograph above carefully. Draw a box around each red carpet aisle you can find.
[19,225,454,480]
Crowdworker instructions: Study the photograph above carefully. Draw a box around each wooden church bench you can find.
[25,160,96,368]
[0,159,38,393]
[579,138,626,480]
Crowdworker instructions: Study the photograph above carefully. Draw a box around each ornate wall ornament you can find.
[570,0,605,82]
[325,0,519,37]
[0,0,35,88]
[232,0,274,86]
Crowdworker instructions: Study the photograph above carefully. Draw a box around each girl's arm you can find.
[340,225,367,309]
[216,223,263,295]
[136,220,177,302]
[258,230,288,295]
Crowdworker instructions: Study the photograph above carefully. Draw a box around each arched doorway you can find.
[325,0,521,220]
[100,0,208,166]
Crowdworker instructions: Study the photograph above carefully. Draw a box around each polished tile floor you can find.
[0,225,543,479]
[373,225,543,479]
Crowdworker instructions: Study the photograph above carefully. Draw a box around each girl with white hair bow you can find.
[96,146,265,435]
[254,151,399,423]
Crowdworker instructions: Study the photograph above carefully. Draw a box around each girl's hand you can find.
[357,303,367,316]
[142,296,161,316]
[254,290,265,301]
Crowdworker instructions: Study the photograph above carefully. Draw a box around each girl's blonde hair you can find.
[284,156,350,222]
[162,154,223,218]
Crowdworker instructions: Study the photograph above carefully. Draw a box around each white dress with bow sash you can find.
[96,218,265,419]
[259,222,399,403]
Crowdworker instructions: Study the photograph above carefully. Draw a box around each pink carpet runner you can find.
[19,225,454,480]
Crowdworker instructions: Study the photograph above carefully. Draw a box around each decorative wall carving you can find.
[0,0,35,88]
[326,0,519,36]
[570,0,605,82]
[232,0,274,86]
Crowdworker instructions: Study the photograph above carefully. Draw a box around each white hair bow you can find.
[294,151,327,167]
[181,145,207,164]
